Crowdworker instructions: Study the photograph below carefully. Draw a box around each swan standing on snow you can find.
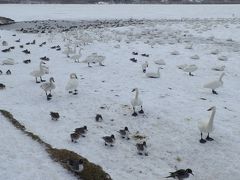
[142,61,148,73]
[70,48,82,63]
[41,77,55,100]
[146,67,160,78]
[65,73,79,95]
[81,53,105,67]
[198,106,216,143]
[182,64,198,76]
[203,73,225,94]
[30,61,49,83]
[131,88,144,116]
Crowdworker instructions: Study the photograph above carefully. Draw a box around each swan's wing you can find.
[203,81,219,89]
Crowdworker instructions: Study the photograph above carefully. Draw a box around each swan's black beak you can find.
[191,173,194,176]
[132,89,135,92]
[207,107,212,111]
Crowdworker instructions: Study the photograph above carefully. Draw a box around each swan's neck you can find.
[219,74,224,82]
[135,90,139,100]
[208,109,216,127]
[40,63,44,72]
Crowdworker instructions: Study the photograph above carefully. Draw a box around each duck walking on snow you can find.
[165,168,194,179]
[102,135,115,147]
[136,141,148,156]
[198,106,216,143]
[65,73,78,95]
[131,88,144,116]
[118,127,130,140]
[41,77,55,100]
[203,73,225,94]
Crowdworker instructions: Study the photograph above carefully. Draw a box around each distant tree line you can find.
[1,0,240,4]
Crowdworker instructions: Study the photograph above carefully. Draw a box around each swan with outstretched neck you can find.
[204,73,225,94]
[131,88,144,116]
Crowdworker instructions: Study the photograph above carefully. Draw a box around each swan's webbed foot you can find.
[73,90,78,95]
[199,138,207,143]
[206,135,214,141]
[138,152,143,155]
[132,112,138,116]
[189,72,194,76]
[143,69,146,73]
[47,96,52,101]
[48,94,52,98]
[139,109,144,114]
[36,81,40,83]
[212,90,218,95]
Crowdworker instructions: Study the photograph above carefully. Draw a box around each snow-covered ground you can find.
[1,5,240,180]
[0,114,75,180]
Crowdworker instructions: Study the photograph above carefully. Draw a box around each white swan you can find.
[146,67,160,78]
[131,88,144,116]
[182,64,198,76]
[41,77,55,100]
[218,55,228,61]
[198,106,216,143]
[2,58,15,65]
[154,59,166,66]
[211,65,225,71]
[30,61,49,83]
[190,54,200,60]
[65,73,79,95]
[70,49,82,63]
[141,61,148,73]
[203,73,225,94]
[81,53,105,67]
[171,51,180,55]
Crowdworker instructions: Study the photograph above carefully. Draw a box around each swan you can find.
[171,50,180,55]
[70,48,82,63]
[65,73,78,95]
[211,65,225,71]
[141,61,148,73]
[30,61,49,83]
[218,55,228,61]
[146,67,160,78]
[182,64,198,76]
[203,73,225,94]
[2,58,15,65]
[154,59,166,66]
[131,88,144,116]
[198,106,216,143]
[190,54,200,60]
[81,53,105,67]
[177,64,187,70]
[41,77,55,100]
[62,46,71,58]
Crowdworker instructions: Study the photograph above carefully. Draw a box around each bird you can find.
[203,73,225,94]
[136,141,148,156]
[198,106,216,144]
[67,159,84,173]
[142,61,148,73]
[75,126,88,137]
[81,53,105,67]
[165,168,194,179]
[211,65,225,71]
[70,48,82,63]
[118,127,130,140]
[0,83,6,90]
[30,61,48,83]
[2,58,15,65]
[50,112,60,121]
[0,70,2,75]
[65,73,78,95]
[40,77,55,100]
[190,54,199,60]
[131,88,144,116]
[70,132,80,143]
[95,114,103,122]
[102,135,115,147]
[154,59,166,66]
[182,64,198,76]
[146,67,160,78]
[6,70,11,75]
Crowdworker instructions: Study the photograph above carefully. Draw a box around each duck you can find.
[141,61,148,73]
[102,135,115,147]
[118,127,130,140]
[6,70,11,75]
[131,88,144,116]
[30,61,49,83]
[65,73,78,95]
[182,64,198,76]
[50,112,60,121]
[146,67,160,78]
[203,73,225,94]
[0,83,6,90]
[190,54,199,60]
[165,169,194,179]
[40,77,55,100]
[67,159,84,173]
[70,132,80,143]
[75,126,88,137]
[198,106,216,143]
[136,141,148,156]
[95,114,103,122]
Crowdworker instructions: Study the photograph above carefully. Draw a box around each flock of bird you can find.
[0,17,238,179]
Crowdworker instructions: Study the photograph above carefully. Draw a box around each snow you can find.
[0,114,75,180]
[1,4,240,180]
